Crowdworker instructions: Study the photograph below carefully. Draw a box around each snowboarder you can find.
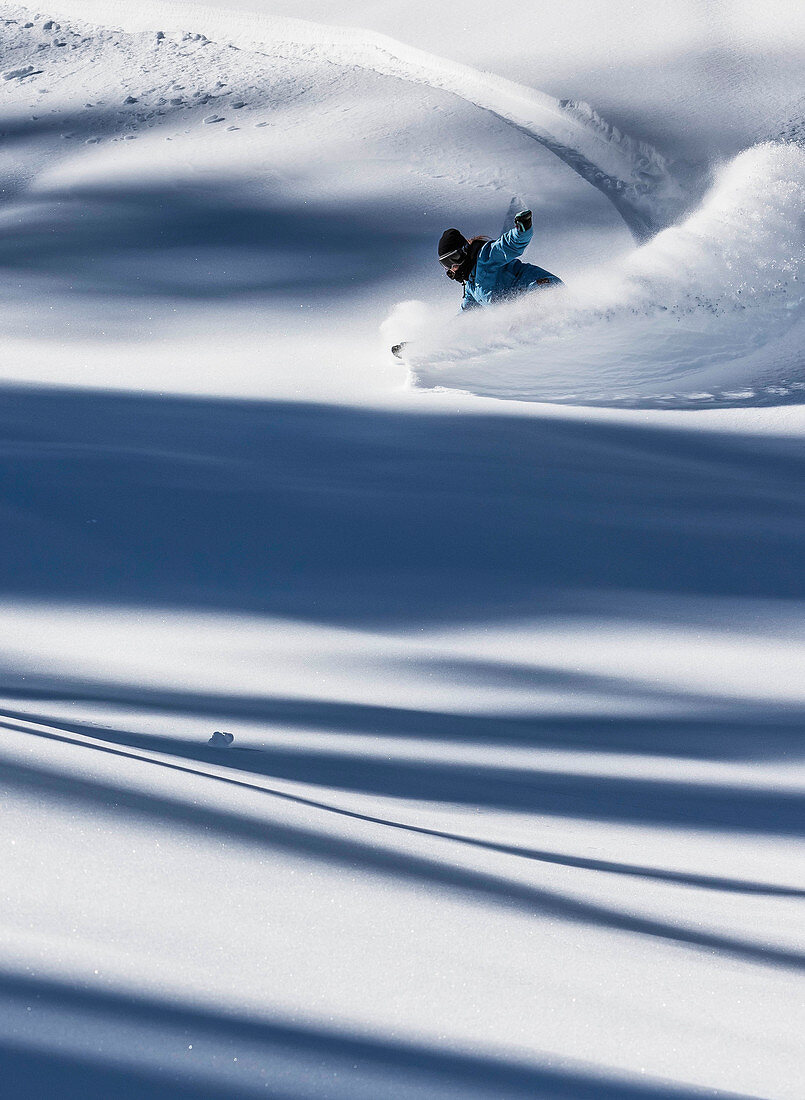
[390,209,561,358]
[438,209,562,311]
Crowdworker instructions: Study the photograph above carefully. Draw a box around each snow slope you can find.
[0,2,803,1098]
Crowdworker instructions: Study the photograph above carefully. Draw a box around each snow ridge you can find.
[557,97,687,233]
[21,0,687,240]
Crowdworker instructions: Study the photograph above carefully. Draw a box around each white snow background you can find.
[0,1,803,1097]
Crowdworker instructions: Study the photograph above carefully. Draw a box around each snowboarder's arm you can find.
[485,221,532,267]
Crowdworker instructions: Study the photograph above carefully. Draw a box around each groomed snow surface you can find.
[0,2,803,1097]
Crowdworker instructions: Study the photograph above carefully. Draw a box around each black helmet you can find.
[438,228,468,267]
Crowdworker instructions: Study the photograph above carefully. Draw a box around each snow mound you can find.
[19,0,686,239]
[407,143,805,408]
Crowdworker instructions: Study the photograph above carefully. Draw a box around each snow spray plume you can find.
[407,144,805,408]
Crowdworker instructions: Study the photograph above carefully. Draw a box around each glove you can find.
[514,209,532,232]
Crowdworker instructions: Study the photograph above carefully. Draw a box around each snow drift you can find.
[34,0,686,240]
[406,142,805,407]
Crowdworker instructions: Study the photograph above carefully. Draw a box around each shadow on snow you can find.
[3,723,803,972]
[0,183,428,299]
[5,707,804,900]
[0,971,748,1100]
[0,387,804,621]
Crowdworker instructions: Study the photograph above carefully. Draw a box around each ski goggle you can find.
[438,248,465,269]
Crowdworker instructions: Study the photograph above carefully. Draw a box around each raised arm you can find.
[485,210,533,267]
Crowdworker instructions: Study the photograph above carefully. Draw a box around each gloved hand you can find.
[514,209,532,232]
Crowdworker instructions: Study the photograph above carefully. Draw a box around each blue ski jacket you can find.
[460,224,561,311]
